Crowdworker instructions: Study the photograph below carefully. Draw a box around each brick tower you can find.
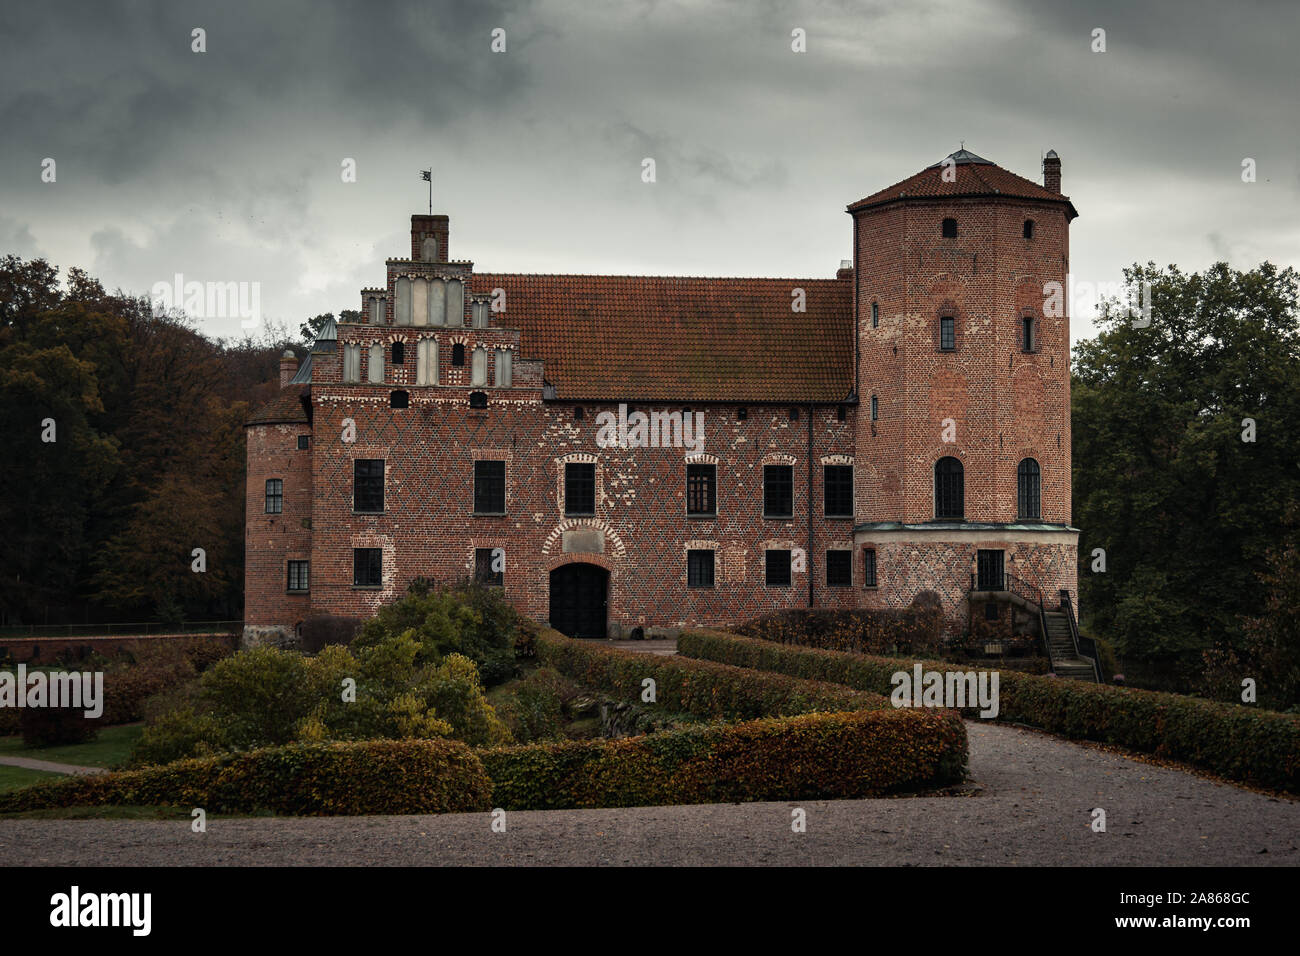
[850,148,1080,636]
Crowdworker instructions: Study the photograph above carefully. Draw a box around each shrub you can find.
[481,708,967,810]
[0,739,493,816]
[679,629,1300,793]
[737,606,944,656]
[300,615,362,653]
[353,582,518,686]
[536,629,888,719]
[129,707,226,766]
[20,707,98,747]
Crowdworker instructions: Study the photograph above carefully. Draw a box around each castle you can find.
[244,149,1080,647]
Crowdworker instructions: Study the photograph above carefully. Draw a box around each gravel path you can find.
[0,721,1294,866]
[0,755,105,775]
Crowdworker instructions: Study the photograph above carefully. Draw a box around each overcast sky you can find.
[2,0,1296,343]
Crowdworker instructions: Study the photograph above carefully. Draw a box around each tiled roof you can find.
[474,274,854,403]
[246,385,311,425]
[849,154,1077,218]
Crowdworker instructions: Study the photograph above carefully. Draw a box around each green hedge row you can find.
[535,629,888,719]
[482,708,967,809]
[0,738,492,815]
[678,629,1300,793]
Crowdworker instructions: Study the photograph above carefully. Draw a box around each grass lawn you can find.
[0,764,62,792]
[0,723,144,769]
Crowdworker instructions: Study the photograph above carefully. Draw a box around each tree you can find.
[1073,261,1300,673]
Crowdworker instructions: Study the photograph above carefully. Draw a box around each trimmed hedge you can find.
[0,739,492,816]
[738,606,943,656]
[482,708,967,809]
[679,629,1300,793]
[536,629,888,718]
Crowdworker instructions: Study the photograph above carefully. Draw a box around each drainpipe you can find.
[807,403,814,608]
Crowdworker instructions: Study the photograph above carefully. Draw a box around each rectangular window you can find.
[353,459,384,513]
[687,549,715,588]
[765,549,792,587]
[823,465,853,517]
[417,338,438,385]
[287,560,309,592]
[763,465,794,518]
[686,463,716,516]
[871,301,879,328]
[343,343,361,382]
[826,550,852,587]
[475,547,504,586]
[976,549,1005,591]
[474,460,506,514]
[297,435,309,450]
[495,349,512,387]
[353,548,382,587]
[565,462,596,515]
[863,548,877,588]
[940,316,955,351]
[368,342,384,383]
[265,478,283,514]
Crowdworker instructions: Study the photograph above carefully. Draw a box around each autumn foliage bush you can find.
[737,605,944,656]
[679,629,1300,793]
[481,708,967,810]
[0,738,492,816]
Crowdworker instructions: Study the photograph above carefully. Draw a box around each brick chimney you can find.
[836,258,854,281]
[1042,149,1061,193]
[279,349,298,388]
[411,214,449,262]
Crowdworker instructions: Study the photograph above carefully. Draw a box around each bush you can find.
[679,629,1300,793]
[20,707,98,747]
[481,708,967,810]
[0,739,493,816]
[353,582,518,686]
[536,629,888,720]
[300,615,362,653]
[737,606,944,656]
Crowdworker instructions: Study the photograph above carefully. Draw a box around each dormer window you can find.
[941,218,958,238]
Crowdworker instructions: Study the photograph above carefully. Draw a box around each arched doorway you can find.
[549,563,609,639]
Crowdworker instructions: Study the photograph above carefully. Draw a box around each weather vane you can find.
[420,167,432,214]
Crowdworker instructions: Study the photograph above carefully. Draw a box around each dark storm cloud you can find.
[0,0,1294,341]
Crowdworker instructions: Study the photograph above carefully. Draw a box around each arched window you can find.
[343,343,361,382]
[452,343,466,367]
[941,218,957,238]
[428,278,446,326]
[871,301,879,328]
[1017,458,1041,519]
[1023,219,1035,239]
[471,347,488,386]
[392,341,404,365]
[367,342,384,383]
[1021,315,1035,352]
[935,456,964,520]
[394,277,412,326]
[495,349,512,387]
[416,338,438,385]
[469,391,488,409]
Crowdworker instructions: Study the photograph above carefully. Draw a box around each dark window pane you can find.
[452,343,466,366]
[686,464,716,515]
[863,548,877,588]
[287,560,309,592]
[826,550,852,587]
[824,465,853,517]
[390,390,409,408]
[977,549,1005,590]
[765,549,792,587]
[475,547,504,586]
[354,459,384,512]
[392,341,404,364]
[940,316,955,351]
[564,462,596,515]
[474,460,506,513]
[764,465,793,518]
[297,435,309,450]
[353,548,382,587]
[942,217,957,238]
[935,456,963,519]
[1017,458,1041,519]
[871,301,879,328]
[265,478,283,514]
[687,549,715,588]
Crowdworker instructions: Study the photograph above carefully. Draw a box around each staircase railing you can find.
[1059,590,1104,683]
[970,572,1056,667]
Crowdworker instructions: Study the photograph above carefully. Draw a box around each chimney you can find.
[836,259,854,281]
[411,214,450,262]
[1042,149,1061,194]
[279,349,298,388]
